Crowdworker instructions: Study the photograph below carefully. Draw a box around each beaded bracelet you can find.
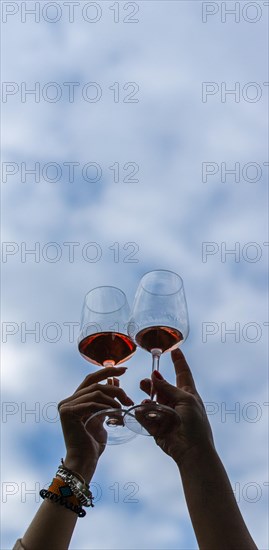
[56,460,94,507]
[49,476,79,506]
[40,489,86,517]
[56,468,94,507]
[40,460,94,517]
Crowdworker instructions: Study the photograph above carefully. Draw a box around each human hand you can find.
[58,366,134,482]
[140,349,214,466]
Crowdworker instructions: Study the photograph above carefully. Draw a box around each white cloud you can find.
[1,2,268,549]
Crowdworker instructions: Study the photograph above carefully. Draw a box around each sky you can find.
[1,1,268,549]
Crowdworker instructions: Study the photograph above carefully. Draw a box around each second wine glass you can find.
[78,286,137,445]
[125,270,189,435]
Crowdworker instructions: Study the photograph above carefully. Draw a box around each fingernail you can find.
[152,370,164,380]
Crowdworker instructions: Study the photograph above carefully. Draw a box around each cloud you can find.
[1,2,268,549]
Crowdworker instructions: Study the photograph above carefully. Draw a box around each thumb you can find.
[151,370,187,406]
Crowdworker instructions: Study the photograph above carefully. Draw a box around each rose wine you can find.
[136,326,183,353]
[78,332,136,366]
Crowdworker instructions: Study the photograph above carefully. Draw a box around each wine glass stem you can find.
[103,361,115,386]
[150,349,161,401]
[103,361,120,426]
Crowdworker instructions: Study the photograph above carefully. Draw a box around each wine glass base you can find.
[106,417,123,427]
[124,403,181,436]
[85,408,138,445]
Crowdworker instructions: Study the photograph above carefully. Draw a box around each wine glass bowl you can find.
[78,286,137,444]
[78,286,136,367]
[128,270,189,350]
[126,270,189,433]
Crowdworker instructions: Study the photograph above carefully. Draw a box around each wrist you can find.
[63,455,98,484]
[175,440,217,473]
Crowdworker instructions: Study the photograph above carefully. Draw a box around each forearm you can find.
[21,498,78,550]
[177,443,257,550]
[21,456,96,550]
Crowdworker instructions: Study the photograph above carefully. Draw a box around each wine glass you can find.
[78,286,137,445]
[125,270,189,436]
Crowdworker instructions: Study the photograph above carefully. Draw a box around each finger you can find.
[134,404,180,438]
[60,401,120,422]
[151,371,188,406]
[101,385,134,406]
[171,349,197,392]
[60,392,122,412]
[134,407,160,437]
[60,383,134,408]
[140,378,152,396]
[76,385,134,407]
[75,366,128,392]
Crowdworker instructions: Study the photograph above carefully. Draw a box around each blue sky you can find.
[1,1,268,549]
